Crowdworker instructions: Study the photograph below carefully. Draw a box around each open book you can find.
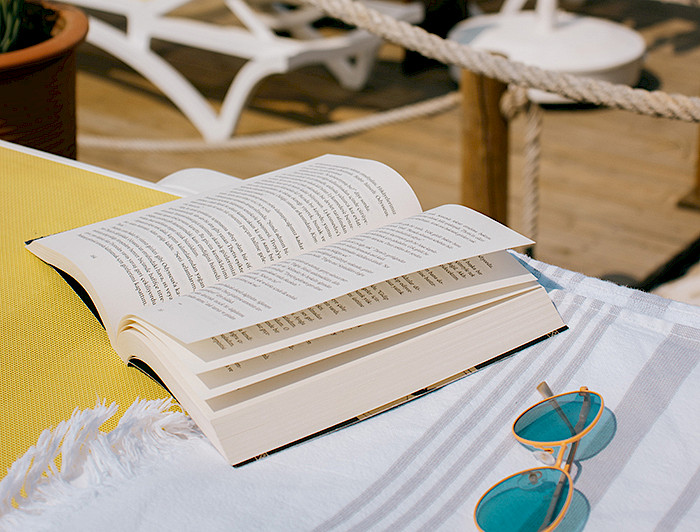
[27,155,565,465]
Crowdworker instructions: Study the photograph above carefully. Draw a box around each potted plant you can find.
[0,0,88,158]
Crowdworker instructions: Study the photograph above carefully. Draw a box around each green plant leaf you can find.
[1,0,24,53]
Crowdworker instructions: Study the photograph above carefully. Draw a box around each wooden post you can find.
[678,125,700,211]
[460,68,509,225]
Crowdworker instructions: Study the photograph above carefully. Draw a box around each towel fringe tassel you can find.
[0,398,198,521]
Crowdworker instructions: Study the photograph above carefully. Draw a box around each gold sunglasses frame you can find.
[474,384,604,532]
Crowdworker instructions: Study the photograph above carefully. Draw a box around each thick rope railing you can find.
[501,87,542,243]
[78,91,460,151]
[521,103,543,243]
[78,0,700,153]
[302,0,700,123]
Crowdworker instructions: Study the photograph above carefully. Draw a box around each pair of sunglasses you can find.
[474,382,604,531]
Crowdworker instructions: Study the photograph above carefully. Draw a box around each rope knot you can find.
[500,85,530,121]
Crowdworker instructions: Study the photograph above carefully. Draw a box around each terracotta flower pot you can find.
[0,1,88,159]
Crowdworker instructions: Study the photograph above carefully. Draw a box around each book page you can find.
[194,283,539,398]
[178,251,534,368]
[125,204,533,344]
[27,155,421,338]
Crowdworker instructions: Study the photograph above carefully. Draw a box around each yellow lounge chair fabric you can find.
[0,146,175,479]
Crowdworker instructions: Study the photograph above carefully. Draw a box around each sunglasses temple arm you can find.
[537,382,577,437]
[575,394,591,434]
[537,381,554,398]
[537,389,592,531]
[538,440,580,532]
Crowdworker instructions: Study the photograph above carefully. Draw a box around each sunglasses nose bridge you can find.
[554,443,569,469]
[528,442,568,469]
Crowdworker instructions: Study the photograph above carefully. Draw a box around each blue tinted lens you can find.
[475,468,571,531]
[514,391,602,443]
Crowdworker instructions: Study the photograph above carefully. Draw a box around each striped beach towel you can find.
[2,254,699,531]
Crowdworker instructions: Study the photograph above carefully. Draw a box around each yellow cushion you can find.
[0,146,176,478]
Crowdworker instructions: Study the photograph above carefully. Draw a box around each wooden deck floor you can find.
[74,0,700,300]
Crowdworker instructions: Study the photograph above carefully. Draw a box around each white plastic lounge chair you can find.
[67,0,423,141]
